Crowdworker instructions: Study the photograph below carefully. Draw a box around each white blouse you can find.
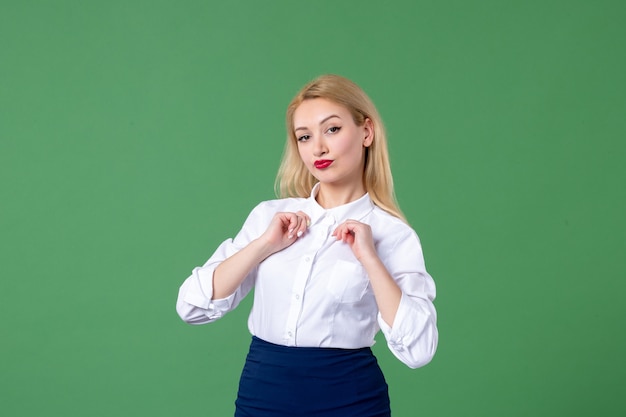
[176,185,438,368]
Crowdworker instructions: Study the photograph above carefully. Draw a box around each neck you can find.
[316,183,366,209]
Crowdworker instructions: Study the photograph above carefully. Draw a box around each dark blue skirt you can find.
[235,336,390,417]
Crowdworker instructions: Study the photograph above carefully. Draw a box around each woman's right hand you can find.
[260,211,310,255]
[211,211,311,300]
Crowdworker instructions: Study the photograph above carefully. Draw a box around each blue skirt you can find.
[235,336,390,417]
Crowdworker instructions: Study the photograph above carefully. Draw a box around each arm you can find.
[176,208,310,324]
[333,221,438,368]
[333,220,402,326]
[358,255,402,327]
[212,210,309,298]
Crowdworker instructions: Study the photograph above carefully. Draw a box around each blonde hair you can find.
[275,74,406,222]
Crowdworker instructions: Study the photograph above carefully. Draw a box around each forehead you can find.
[293,98,351,126]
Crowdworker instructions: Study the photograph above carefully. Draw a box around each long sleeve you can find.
[176,204,267,324]
[175,238,255,324]
[376,229,438,368]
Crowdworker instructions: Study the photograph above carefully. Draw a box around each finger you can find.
[333,223,349,239]
[275,213,291,231]
[287,213,301,239]
[293,215,304,238]
[336,226,350,242]
[343,220,359,232]
[333,221,350,236]
[296,211,311,227]
[297,212,309,227]
[294,211,310,237]
[289,213,309,238]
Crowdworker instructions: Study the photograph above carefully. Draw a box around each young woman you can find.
[176,74,438,417]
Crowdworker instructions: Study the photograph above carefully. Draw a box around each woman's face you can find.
[293,98,373,189]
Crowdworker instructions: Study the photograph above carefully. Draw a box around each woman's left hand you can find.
[332,220,377,262]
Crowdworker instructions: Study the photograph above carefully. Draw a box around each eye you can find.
[327,126,341,134]
[297,134,310,142]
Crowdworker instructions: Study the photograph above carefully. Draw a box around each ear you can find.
[363,118,374,147]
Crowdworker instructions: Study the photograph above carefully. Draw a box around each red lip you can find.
[314,160,333,169]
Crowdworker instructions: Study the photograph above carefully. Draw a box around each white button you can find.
[288,331,293,337]
[295,294,300,300]
[305,256,310,262]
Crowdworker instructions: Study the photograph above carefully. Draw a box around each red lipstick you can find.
[314,160,333,169]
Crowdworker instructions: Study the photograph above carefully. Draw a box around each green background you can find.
[2,1,625,416]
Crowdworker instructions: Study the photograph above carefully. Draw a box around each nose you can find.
[312,137,327,157]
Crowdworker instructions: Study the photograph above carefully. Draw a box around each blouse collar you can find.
[307,183,375,226]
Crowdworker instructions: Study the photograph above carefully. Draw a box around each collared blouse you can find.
[176,185,438,368]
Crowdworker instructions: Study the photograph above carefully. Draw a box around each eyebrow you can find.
[294,114,341,132]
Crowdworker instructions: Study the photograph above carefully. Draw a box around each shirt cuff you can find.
[182,266,215,308]
[378,292,412,349]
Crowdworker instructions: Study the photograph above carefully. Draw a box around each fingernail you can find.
[297,230,303,237]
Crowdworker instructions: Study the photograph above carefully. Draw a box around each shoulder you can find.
[369,205,422,248]
[370,205,415,235]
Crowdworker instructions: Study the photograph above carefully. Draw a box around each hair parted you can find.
[275,74,406,222]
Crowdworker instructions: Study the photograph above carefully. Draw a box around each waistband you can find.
[249,336,375,368]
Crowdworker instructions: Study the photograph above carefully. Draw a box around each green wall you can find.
[2,1,624,416]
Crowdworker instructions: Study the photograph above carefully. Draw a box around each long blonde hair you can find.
[275,74,406,222]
